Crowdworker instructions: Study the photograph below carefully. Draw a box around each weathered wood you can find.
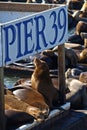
[58,44,66,104]
[0,2,59,12]
[0,67,5,130]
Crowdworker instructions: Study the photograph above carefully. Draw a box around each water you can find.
[4,75,20,88]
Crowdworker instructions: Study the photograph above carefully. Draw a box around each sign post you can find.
[0,67,5,130]
[0,24,5,130]
[58,44,66,104]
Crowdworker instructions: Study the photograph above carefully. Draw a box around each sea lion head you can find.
[12,87,50,121]
[68,0,84,10]
[26,104,49,122]
[34,57,49,72]
[42,50,54,57]
[75,21,87,35]
[79,72,87,84]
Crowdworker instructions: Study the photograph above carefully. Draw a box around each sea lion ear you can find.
[34,57,41,66]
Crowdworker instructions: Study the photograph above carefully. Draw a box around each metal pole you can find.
[58,44,66,105]
[0,67,5,130]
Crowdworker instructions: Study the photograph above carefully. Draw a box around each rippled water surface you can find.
[4,75,20,88]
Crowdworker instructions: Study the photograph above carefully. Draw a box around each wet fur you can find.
[31,58,60,109]
[12,87,49,121]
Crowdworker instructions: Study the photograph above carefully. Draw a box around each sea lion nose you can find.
[43,108,49,117]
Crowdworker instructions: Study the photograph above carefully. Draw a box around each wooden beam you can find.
[0,2,59,12]
[58,44,66,104]
[0,67,5,130]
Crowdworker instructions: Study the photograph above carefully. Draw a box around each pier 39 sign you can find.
[0,5,68,66]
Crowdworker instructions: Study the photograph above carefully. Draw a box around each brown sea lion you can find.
[75,21,87,35]
[43,47,78,68]
[68,12,77,29]
[81,2,87,12]
[65,48,78,68]
[5,109,34,130]
[14,78,31,87]
[26,0,32,3]
[5,90,49,121]
[80,32,87,48]
[31,58,60,109]
[4,87,13,95]
[73,10,87,22]
[66,79,87,109]
[65,42,83,50]
[68,34,84,45]
[5,94,31,112]
[73,2,87,22]
[5,94,38,119]
[79,72,87,84]
[79,11,87,18]
[53,46,79,67]
[13,86,49,121]
[68,0,84,10]
[79,48,87,63]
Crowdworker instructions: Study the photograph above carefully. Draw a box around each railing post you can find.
[58,44,66,104]
[0,67,5,130]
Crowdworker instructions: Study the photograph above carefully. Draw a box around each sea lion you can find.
[81,2,87,12]
[42,47,78,69]
[68,34,84,45]
[4,87,13,95]
[66,79,87,109]
[65,68,80,93]
[79,11,87,19]
[65,68,82,79]
[26,0,32,3]
[68,12,77,29]
[31,58,60,109]
[5,94,38,119]
[73,10,87,22]
[64,48,78,68]
[45,0,59,4]
[13,86,49,121]
[68,0,84,10]
[14,78,31,87]
[75,21,87,35]
[5,94,31,112]
[79,48,87,63]
[65,42,83,50]
[80,32,87,48]
[5,109,34,130]
[72,2,87,22]
[79,72,87,84]
[5,90,49,121]
[41,50,58,69]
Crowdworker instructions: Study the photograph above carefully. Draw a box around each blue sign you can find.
[0,5,68,66]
